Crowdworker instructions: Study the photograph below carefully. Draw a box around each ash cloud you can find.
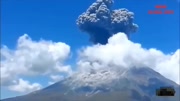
[76,0,138,44]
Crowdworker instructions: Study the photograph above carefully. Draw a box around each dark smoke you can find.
[76,0,138,44]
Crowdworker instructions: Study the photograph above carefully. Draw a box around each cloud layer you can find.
[77,32,180,84]
[1,34,72,92]
[8,79,42,93]
[1,32,179,94]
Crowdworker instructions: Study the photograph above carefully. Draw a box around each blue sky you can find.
[1,0,179,99]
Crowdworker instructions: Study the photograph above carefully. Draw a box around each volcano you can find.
[1,67,180,101]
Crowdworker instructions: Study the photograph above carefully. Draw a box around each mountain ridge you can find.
[1,67,180,101]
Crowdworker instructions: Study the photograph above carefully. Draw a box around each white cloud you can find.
[77,32,180,84]
[1,32,179,95]
[0,34,72,86]
[156,50,180,84]
[56,65,73,75]
[8,79,42,93]
[50,75,64,81]
[48,75,64,85]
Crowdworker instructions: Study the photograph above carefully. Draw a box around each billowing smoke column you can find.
[76,0,138,44]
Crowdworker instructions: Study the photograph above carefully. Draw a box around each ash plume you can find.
[76,0,138,44]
